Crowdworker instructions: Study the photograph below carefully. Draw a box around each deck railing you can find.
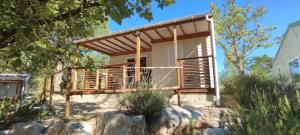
[42,55,215,117]
[178,55,214,92]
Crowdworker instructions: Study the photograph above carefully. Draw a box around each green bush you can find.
[119,85,170,123]
[226,76,300,135]
[0,96,55,130]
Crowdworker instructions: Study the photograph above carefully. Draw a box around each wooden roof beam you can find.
[154,29,165,40]
[143,31,154,41]
[166,27,173,37]
[113,37,136,50]
[105,39,132,52]
[98,41,125,53]
[151,31,210,44]
[140,38,152,48]
[111,48,152,56]
[179,24,186,35]
[91,42,120,53]
[193,21,198,33]
[81,43,112,56]
[123,35,147,50]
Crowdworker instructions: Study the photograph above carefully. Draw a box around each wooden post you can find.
[173,26,181,106]
[49,75,54,105]
[96,68,100,89]
[105,69,109,89]
[122,65,126,90]
[72,45,79,91]
[72,68,78,91]
[135,31,141,85]
[42,78,47,101]
[65,67,72,118]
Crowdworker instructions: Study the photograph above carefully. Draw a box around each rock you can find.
[201,120,220,128]
[95,112,146,135]
[45,123,65,135]
[203,128,230,135]
[148,105,204,135]
[46,122,93,135]
[0,129,14,135]
[11,122,45,135]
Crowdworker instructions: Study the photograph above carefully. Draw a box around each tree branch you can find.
[0,1,103,49]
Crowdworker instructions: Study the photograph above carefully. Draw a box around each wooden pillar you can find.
[72,45,79,91]
[42,78,47,101]
[96,68,100,89]
[49,75,54,105]
[65,67,72,118]
[122,65,126,90]
[173,26,181,106]
[105,69,109,89]
[135,31,141,85]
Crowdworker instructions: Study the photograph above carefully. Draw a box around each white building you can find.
[273,20,300,86]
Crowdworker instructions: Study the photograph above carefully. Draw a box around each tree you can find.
[0,0,175,76]
[210,0,276,75]
[248,54,273,77]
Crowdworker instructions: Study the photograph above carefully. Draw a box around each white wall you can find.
[109,36,213,88]
[273,24,300,81]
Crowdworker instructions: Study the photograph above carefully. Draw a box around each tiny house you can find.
[273,20,300,86]
[0,74,30,98]
[44,13,220,117]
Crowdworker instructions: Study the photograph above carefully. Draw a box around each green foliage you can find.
[186,119,197,135]
[0,97,16,124]
[210,0,276,75]
[119,84,170,123]
[248,54,273,77]
[0,96,55,130]
[0,0,174,76]
[226,76,300,135]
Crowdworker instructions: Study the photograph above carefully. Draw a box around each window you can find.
[288,57,300,83]
[276,67,281,74]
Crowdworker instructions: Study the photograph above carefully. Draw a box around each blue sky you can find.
[108,0,300,72]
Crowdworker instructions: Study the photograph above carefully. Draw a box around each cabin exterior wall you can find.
[273,22,300,85]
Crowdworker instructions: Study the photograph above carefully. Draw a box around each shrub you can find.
[226,76,300,134]
[119,84,170,123]
[0,96,55,130]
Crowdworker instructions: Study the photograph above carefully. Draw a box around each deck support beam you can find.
[65,67,72,118]
[49,75,54,105]
[72,45,79,91]
[173,26,181,106]
[42,78,47,101]
[135,31,141,85]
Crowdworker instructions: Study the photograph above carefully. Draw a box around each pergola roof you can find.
[74,13,212,56]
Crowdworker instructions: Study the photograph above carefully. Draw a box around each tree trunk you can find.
[237,63,245,76]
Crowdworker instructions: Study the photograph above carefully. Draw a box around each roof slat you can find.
[151,31,210,44]
[113,37,136,50]
[90,42,119,53]
[104,39,132,52]
[82,43,112,55]
[98,41,124,52]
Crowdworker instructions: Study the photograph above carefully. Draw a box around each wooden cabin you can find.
[0,74,30,99]
[44,13,220,117]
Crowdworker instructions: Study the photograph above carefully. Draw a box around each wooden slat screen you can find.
[179,56,211,89]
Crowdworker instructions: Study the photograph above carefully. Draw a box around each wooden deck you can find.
[43,55,216,117]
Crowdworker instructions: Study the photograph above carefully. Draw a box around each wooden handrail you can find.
[125,66,182,69]
[73,62,135,70]
[177,55,213,60]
